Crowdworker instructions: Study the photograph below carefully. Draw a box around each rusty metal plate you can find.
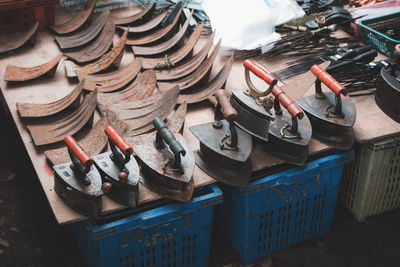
[97,69,157,106]
[64,20,115,64]
[126,8,182,46]
[55,10,110,50]
[0,21,38,54]
[110,3,155,25]
[100,85,179,136]
[154,31,213,80]
[131,11,192,56]
[141,23,203,70]
[126,103,187,146]
[16,81,83,118]
[78,58,142,93]
[5,53,62,82]
[27,90,98,146]
[177,56,233,104]
[49,0,96,35]
[118,10,168,33]
[77,28,127,75]
[135,133,195,202]
[158,38,221,91]
[44,117,109,166]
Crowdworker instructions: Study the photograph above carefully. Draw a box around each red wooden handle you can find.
[105,126,133,155]
[272,86,304,119]
[243,59,277,86]
[311,65,346,96]
[395,44,400,50]
[64,136,93,168]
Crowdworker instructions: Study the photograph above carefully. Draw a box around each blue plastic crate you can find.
[217,151,354,264]
[71,184,223,267]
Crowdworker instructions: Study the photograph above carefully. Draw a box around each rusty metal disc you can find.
[118,9,168,33]
[100,85,179,136]
[55,10,110,50]
[141,23,204,70]
[77,29,128,75]
[0,22,39,54]
[131,11,192,56]
[5,53,62,82]
[44,117,109,166]
[49,0,96,35]
[158,38,221,91]
[177,56,233,104]
[154,31,214,80]
[110,3,155,25]
[16,81,83,118]
[97,69,157,106]
[78,58,142,93]
[64,20,115,64]
[27,90,98,146]
[126,8,182,46]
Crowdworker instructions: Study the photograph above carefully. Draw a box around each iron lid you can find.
[231,90,275,119]
[189,120,252,163]
[295,91,356,128]
[134,133,194,183]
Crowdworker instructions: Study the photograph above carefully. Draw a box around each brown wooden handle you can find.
[215,89,237,121]
[311,65,346,96]
[272,86,304,119]
[64,136,93,168]
[105,126,133,155]
[243,59,278,86]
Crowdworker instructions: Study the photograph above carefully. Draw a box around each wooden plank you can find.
[0,31,330,225]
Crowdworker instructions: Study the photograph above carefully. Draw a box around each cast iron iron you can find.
[190,89,252,187]
[93,126,139,208]
[375,44,400,123]
[53,136,103,218]
[247,61,312,165]
[296,64,356,149]
[230,59,276,142]
[134,117,195,202]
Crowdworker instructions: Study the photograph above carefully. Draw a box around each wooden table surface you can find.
[0,14,398,224]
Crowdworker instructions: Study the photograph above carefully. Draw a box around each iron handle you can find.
[153,117,186,157]
[272,86,304,119]
[105,126,133,155]
[215,89,237,122]
[339,46,371,60]
[64,136,93,168]
[311,65,346,96]
[243,59,278,86]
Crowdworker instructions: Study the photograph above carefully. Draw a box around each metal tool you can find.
[375,44,400,123]
[251,64,312,164]
[53,136,103,218]
[134,117,195,202]
[296,65,356,149]
[190,89,253,187]
[93,126,140,207]
[230,59,275,142]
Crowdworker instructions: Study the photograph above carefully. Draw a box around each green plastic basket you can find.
[340,135,400,222]
[359,11,400,57]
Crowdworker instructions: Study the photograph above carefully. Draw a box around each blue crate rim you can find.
[244,150,355,191]
[359,10,400,43]
[85,183,223,232]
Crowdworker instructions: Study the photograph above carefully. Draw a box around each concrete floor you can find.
[0,110,400,267]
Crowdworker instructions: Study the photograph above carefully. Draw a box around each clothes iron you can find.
[134,117,195,202]
[190,89,253,187]
[375,44,400,123]
[230,59,276,142]
[244,61,312,165]
[296,65,356,149]
[53,136,103,218]
[92,126,140,207]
